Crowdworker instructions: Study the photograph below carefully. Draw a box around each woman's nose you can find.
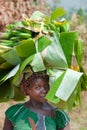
[40,87,48,93]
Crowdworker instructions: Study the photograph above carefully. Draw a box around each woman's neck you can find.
[25,100,56,117]
[29,100,44,109]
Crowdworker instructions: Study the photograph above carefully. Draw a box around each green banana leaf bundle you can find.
[0,8,87,111]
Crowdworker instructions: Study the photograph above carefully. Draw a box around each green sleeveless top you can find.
[5,103,70,130]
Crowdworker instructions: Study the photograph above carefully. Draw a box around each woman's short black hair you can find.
[21,71,49,88]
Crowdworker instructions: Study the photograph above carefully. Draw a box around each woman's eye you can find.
[35,86,41,90]
[35,84,49,90]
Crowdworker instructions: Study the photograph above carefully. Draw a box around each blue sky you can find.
[46,0,87,12]
[60,0,87,10]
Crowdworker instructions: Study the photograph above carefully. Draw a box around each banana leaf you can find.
[0,80,12,102]
[0,56,6,64]
[13,86,25,101]
[45,71,65,104]
[0,45,12,64]
[30,11,45,21]
[46,69,83,110]
[0,9,86,110]
[80,66,87,90]
[43,34,68,69]
[30,53,46,72]
[37,35,52,52]
[5,65,20,81]
[59,31,79,67]
[52,82,81,111]
[0,45,11,54]
[1,48,21,65]
[0,70,10,84]
[55,69,83,101]
[0,80,25,102]
[0,56,34,101]
[74,38,83,66]
[16,39,36,59]
[51,7,66,20]
[0,62,13,70]
[12,55,34,86]
[59,22,70,32]
[0,65,19,85]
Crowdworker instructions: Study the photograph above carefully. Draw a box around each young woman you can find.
[3,71,70,130]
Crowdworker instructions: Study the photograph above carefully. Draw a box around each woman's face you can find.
[28,78,49,103]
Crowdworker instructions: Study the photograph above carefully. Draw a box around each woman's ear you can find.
[20,83,29,96]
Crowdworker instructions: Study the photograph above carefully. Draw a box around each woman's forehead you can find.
[30,78,49,85]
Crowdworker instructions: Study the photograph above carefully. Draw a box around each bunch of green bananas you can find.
[0,26,33,47]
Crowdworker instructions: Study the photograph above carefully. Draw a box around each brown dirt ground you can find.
[69,91,87,130]
[0,91,87,130]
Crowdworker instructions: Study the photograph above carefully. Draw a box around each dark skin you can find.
[3,77,70,130]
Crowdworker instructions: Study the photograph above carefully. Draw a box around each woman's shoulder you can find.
[6,103,23,112]
[5,103,24,119]
[55,108,70,129]
[55,108,70,119]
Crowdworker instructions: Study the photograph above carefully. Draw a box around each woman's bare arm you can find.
[3,117,13,130]
[58,123,70,130]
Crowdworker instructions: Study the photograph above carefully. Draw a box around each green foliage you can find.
[0,8,87,111]
[51,7,66,20]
